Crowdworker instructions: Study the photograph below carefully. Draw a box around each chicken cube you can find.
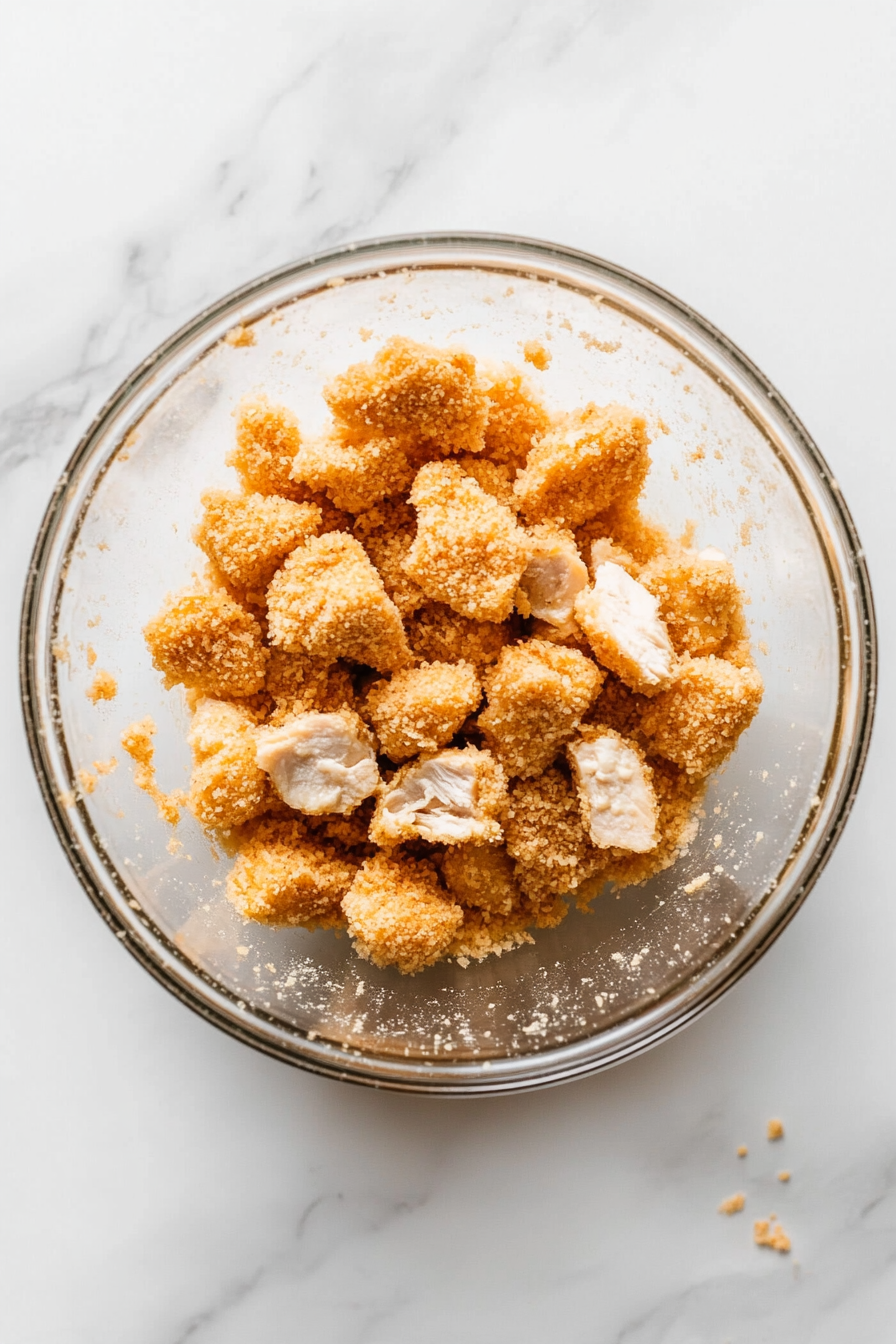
[193,491,321,594]
[481,365,551,468]
[255,710,379,814]
[188,698,270,831]
[452,456,519,511]
[290,428,415,514]
[341,851,463,974]
[639,656,764,777]
[567,726,659,853]
[639,546,745,658]
[574,562,676,694]
[514,403,650,526]
[352,499,426,617]
[227,818,357,927]
[479,639,603,778]
[263,649,355,717]
[405,602,511,669]
[228,395,306,500]
[370,745,506,847]
[144,591,267,697]
[364,661,481,762]
[517,525,589,634]
[405,461,529,622]
[324,336,489,457]
[503,767,605,901]
[266,531,411,672]
[442,843,519,915]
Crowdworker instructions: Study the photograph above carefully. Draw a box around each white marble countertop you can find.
[2,2,895,1339]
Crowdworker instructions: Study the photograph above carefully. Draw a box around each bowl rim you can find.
[19,230,878,1094]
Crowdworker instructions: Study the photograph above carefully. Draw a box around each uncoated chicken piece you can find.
[370,745,506,847]
[639,656,764,777]
[479,639,603,779]
[364,661,481,762]
[266,532,411,672]
[405,461,529,622]
[567,725,659,853]
[227,818,357,928]
[188,698,270,831]
[341,851,463,974]
[517,524,589,635]
[574,562,676,695]
[144,590,267,697]
[193,491,321,593]
[255,710,379,814]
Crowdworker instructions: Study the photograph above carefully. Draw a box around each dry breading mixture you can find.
[136,335,763,973]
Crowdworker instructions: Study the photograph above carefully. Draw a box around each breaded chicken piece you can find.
[639,656,764,777]
[266,532,411,672]
[193,491,321,593]
[504,766,605,902]
[228,395,306,500]
[144,591,267,696]
[405,602,511,669]
[514,404,650,526]
[517,524,589,634]
[640,546,746,659]
[227,818,357,928]
[442,842,520,915]
[567,725,659,853]
[479,640,603,778]
[599,757,705,890]
[453,456,519,511]
[586,672,650,740]
[405,462,529,622]
[481,365,551,468]
[264,649,355,719]
[188,698,270,831]
[370,745,506,847]
[324,336,489,457]
[341,851,463,974]
[290,428,415,514]
[352,498,426,617]
[575,501,669,569]
[255,710,379,814]
[364,661,481,762]
[575,562,676,695]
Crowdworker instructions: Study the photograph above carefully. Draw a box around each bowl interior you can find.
[27,239,867,1090]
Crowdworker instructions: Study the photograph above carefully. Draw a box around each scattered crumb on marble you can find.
[718,1192,745,1215]
[767,1117,785,1141]
[754,1217,791,1253]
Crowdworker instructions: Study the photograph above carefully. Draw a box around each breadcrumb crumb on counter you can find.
[86,669,118,703]
[737,1145,749,1158]
[342,851,463,973]
[479,639,602,779]
[767,1117,785,1140]
[405,461,529,622]
[754,1218,791,1253]
[364,661,481,761]
[266,532,410,672]
[144,591,267,697]
[324,335,489,456]
[639,657,763,777]
[228,395,306,499]
[718,1193,745,1215]
[227,818,357,928]
[121,717,183,824]
[371,745,506,847]
[194,491,322,592]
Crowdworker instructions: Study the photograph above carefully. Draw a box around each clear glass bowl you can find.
[20,233,876,1094]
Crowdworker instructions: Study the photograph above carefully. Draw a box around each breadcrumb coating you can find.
[144,591,267,696]
[639,656,764,777]
[352,498,426,617]
[291,427,415,513]
[227,818,357,927]
[514,404,650,527]
[342,851,463,973]
[482,366,551,467]
[324,336,489,457]
[370,745,507,847]
[640,547,744,658]
[504,767,605,902]
[453,455,518,511]
[266,531,411,672]
[479,639,603,778]
[188,698,270,830]
[406,602,511,669]
[405,461,529,622]
[364,661,481,761]
[442,842,519,914]
[263,649,355,722]
[86,669,117,702]
[229,395,306,499]
[586,672,650,740]
[194,490,321,593]
[121,716,183,824]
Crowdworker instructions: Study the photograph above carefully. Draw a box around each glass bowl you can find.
[20,233,876,1094]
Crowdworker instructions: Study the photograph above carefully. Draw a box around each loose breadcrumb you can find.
[342,851,463,973]
[224,324,256,347]
[227,818,357,927]
[228,395,305,499]
[77,769,97,795]
[778,1171,791,1183]
[718,1193,745,1215]
[365,661,481,761]
[523,340,551,371]
[193,491,321,592]
[406,602,510,669]
[266,532,410,672]
[144,591,267,697]
[737,1145,749,1158]
[94,757,118,775]
[479,640,602,778]
[187,698,270,831]
[291,428,415,513]
[121,717,183,824]
[639,657,764,777]
[86,670,118,702]
[86,644,97,668]
[324,336,488,456]
[405,461,529,622]
[767,1118,785,1141]
[514,404,650,527]
[754,1218,791,1253]
[481,366,551,468]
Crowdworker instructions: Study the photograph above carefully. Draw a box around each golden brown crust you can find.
[227,818,357,927]
[341,851,463,973]
[405,602,511,669]
[482,365,551,468]
[228,395,306,500]
[639,656,764,777]
[194,491,321,593]
[364,661,481,761]
[639,547,745,659]
[291,428,416,514]
[352,498,426,617]
[187,698,270,831]
[504,767,605,902]
[442,842,519,914]
[144,591,267,697]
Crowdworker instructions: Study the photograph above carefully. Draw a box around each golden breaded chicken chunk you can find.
[639,656,764,777]
[442,842,520,915]
[228,395,306,499]
[227,818,357,928]
[517,524,589,634]
[187,698,270,831]
[504,767,605,901]
[264,649,355,718]
[405,602,510,669]
[639,546,745,659]
[514,404,650,527]
[144,591,267,696]
[452,456,519,511]
[266,532,411,672]
[193,491,321,593]
[341,851,463,974]
[352,499,426,617]
[482,365,551,468]
[290,428,415,514]
[370,745,507,847]
[405,462,529,622]
[479,639,603,779]
[324,336,489,457]
[364,661,481,762]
